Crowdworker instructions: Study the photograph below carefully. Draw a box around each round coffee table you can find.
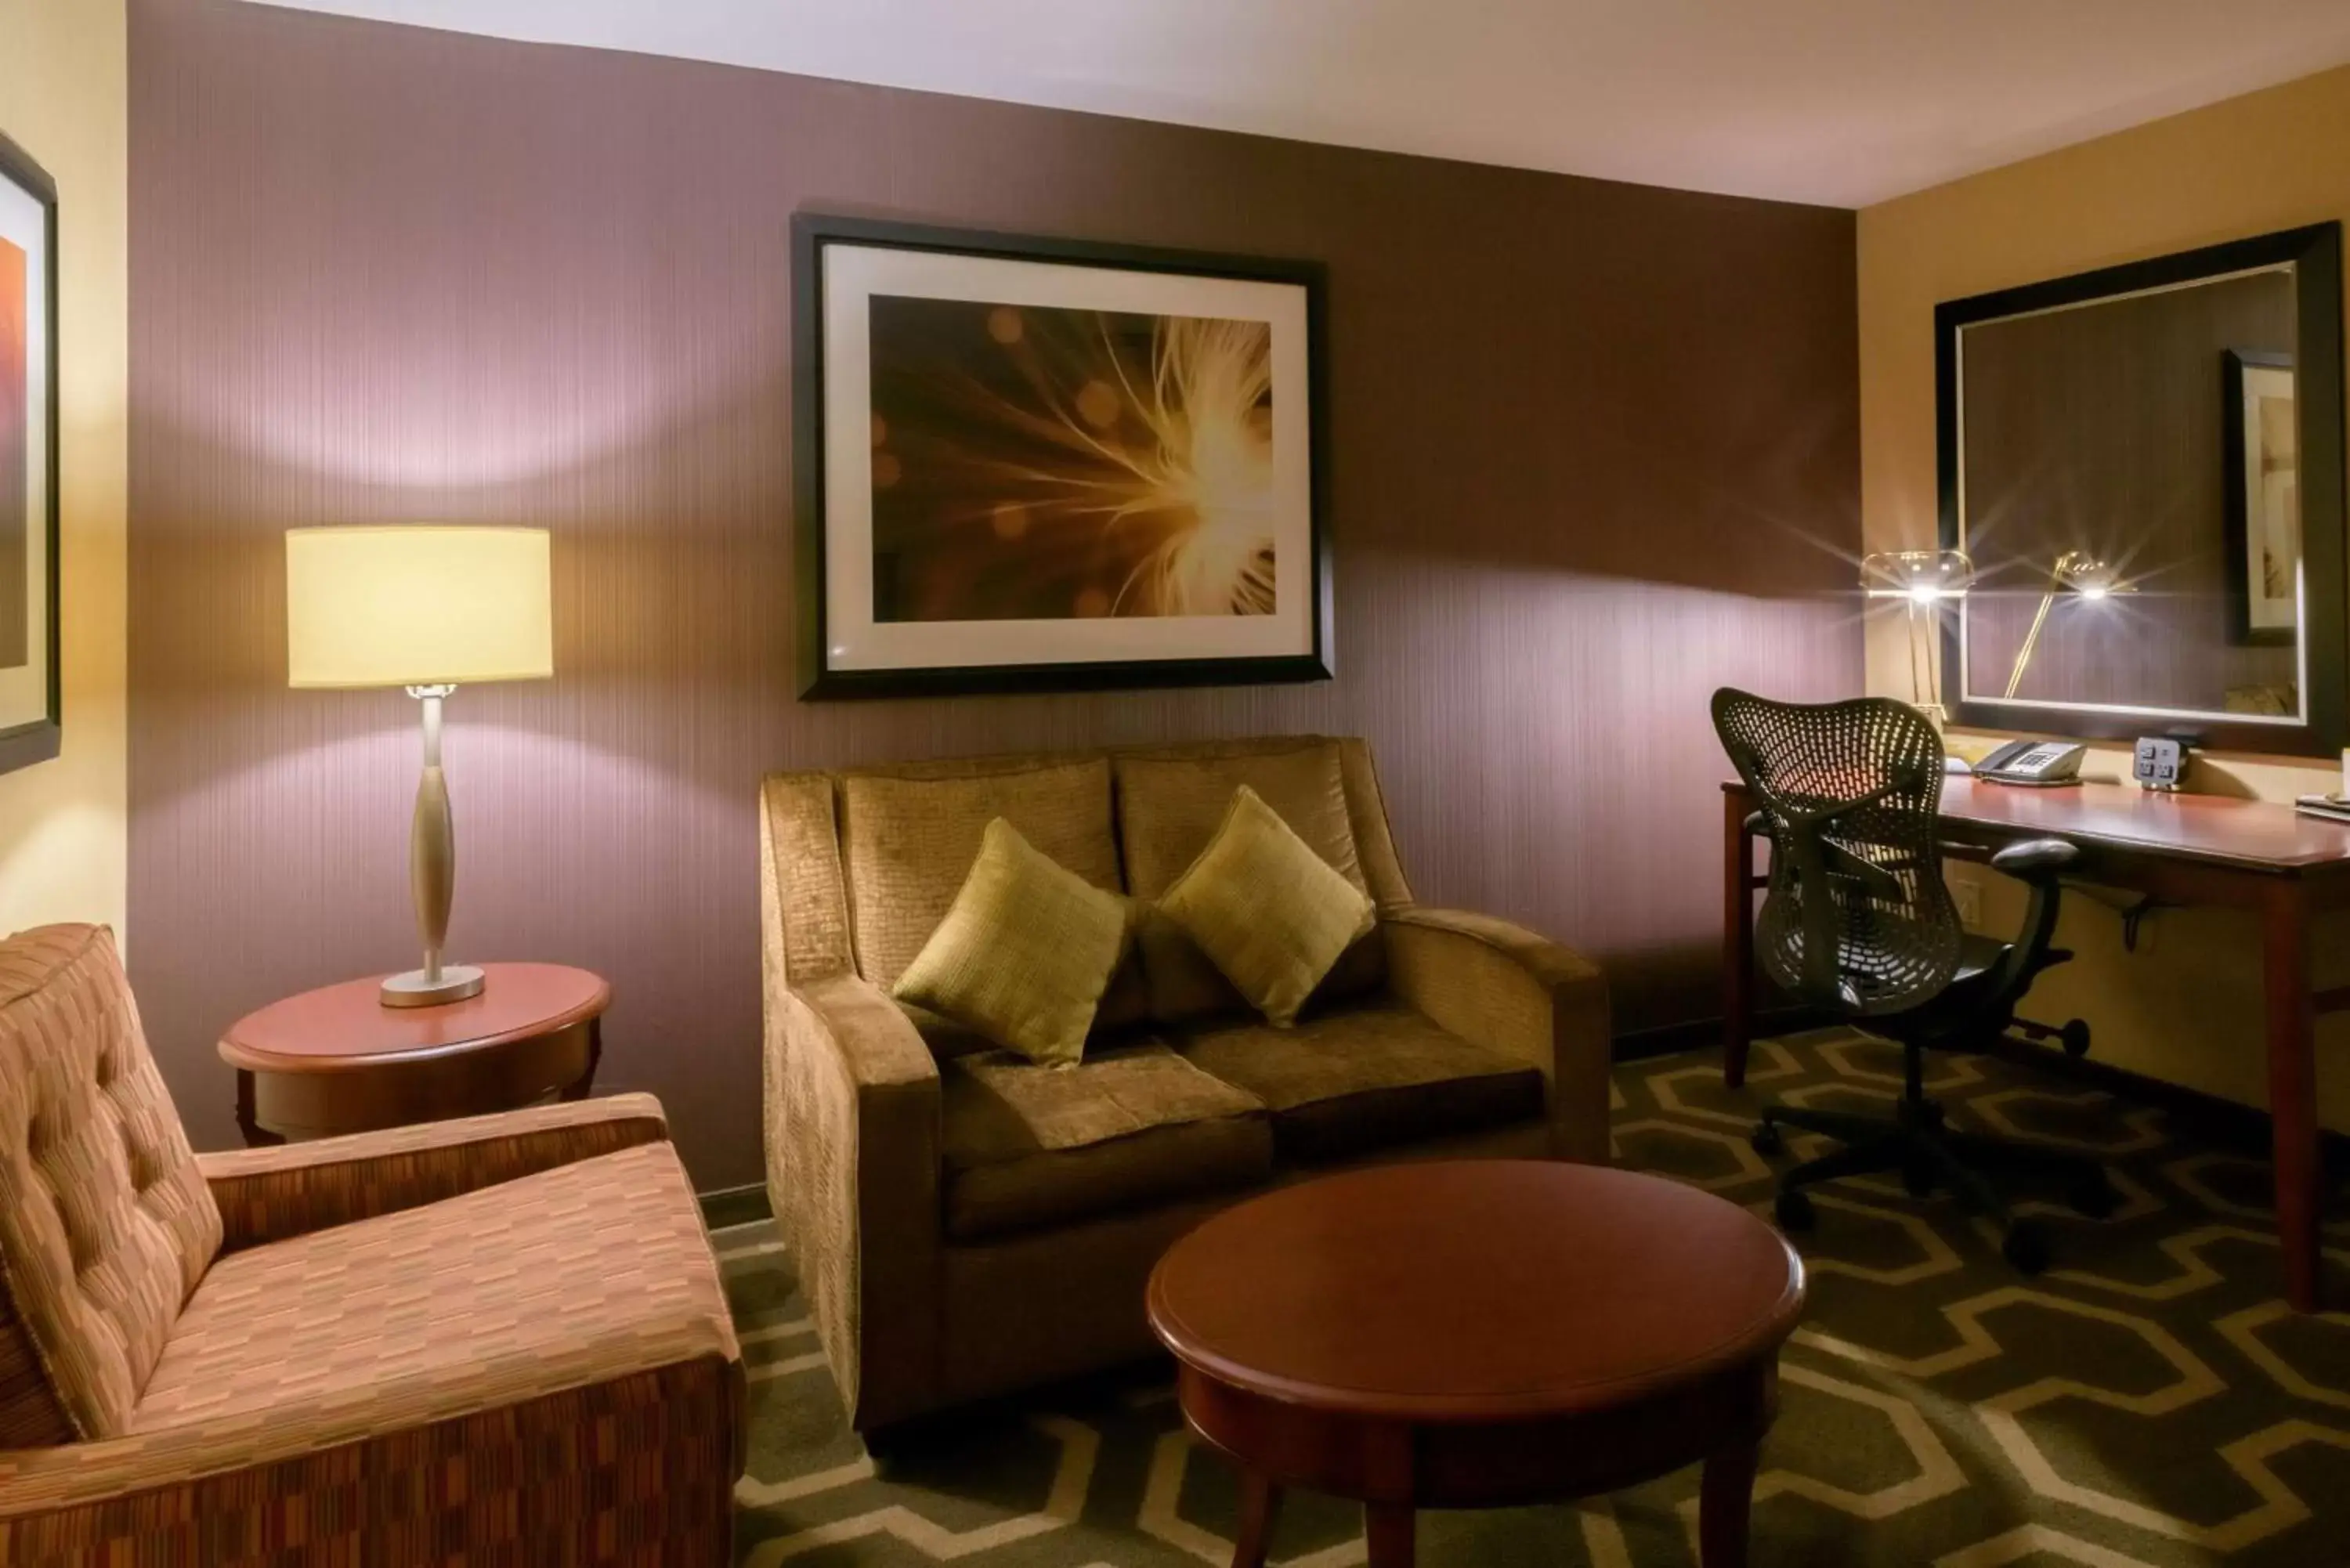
[1146,1161,1805,1568]
[219,963,609,1144]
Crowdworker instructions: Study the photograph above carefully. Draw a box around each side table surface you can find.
[220,963,609,1069]
[218,963,610,1145]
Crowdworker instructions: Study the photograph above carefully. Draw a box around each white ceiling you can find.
[246,0,2350,208]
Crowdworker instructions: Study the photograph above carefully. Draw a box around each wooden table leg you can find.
[1364,1505,1415,1568]
[1699,1436,1760,1568]
[233,1068,284,1148]
[2261,879,2323,1312]
[1230,1472,1281,1568]
[561,1017,603,1102]
[1723,789,1756,1089]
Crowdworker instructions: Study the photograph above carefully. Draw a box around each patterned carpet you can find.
[717,1029,2350,1566]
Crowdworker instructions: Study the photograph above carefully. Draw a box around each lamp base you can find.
[380,965,486,1008]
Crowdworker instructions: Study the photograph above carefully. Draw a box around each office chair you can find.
[1712,688,2119,1274]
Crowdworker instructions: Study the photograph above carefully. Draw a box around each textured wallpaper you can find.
[128,0,1860,1184]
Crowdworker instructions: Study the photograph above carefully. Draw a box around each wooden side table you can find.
[219,963,609,1146]
[1148,1161,1806,1568]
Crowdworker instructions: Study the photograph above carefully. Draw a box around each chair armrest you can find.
[0,1355,742,1546]
[197,1094,670,1252]
[765,973,942,1429]
[1382,907,1612,1163]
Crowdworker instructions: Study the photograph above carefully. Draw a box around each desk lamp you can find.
[2004,551,2125,699]
[1860,549,1974,724]
[286,526,554,1007]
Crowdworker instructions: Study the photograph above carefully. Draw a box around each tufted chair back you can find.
[0,925,220,1443]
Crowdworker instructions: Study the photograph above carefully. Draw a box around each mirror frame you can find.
[1935,222,2346,757]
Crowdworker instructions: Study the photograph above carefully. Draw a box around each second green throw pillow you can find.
[1158,784,1377,1027]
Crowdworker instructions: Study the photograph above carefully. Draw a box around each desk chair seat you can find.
[1714,690,2118,1274]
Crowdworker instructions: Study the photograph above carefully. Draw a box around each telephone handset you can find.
[1976,739,2087,787]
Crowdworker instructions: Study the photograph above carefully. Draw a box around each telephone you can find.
[1975,739,2088,787]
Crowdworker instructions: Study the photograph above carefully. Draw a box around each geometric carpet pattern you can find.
[721,1030,2350,1566]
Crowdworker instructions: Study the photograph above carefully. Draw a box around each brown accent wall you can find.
[127,0,1860,1186]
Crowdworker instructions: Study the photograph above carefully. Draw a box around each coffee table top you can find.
[1147,1161,1804,1423]
[219,963,609,1072]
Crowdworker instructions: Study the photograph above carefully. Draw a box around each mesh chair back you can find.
[1712,689,1961,1017]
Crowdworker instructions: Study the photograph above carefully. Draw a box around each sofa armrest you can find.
[765,973,942,1429]
[1382,907,1612,1163]
[197,1094,670,1252]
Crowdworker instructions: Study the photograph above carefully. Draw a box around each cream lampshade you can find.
[286,526,554,1007]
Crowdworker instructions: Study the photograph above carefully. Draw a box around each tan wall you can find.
[0,0,128,943]
[1858,64,2350,1130]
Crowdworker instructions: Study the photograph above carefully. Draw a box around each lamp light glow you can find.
[1862,548,1976,602]
[2055,555,2125,599]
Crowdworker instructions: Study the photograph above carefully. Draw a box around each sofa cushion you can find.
[0,925,222,1442]
[128,1141,737,1450]
[1114,741,1384,1022]
[838,757,1148,1042]
[1159,786,1377,1028]
[941,1042,1271,1241]
[894,818,1135,1066]
[1177,1001,1545,1163]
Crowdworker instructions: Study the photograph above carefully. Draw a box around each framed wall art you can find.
[0,132,57,772]
[2224,347,2299,647]
[793,215,1330,698]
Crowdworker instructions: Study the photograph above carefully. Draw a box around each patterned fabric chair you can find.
[0,923,743,1565]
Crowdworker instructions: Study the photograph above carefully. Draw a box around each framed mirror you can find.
[1936,222,2345,756]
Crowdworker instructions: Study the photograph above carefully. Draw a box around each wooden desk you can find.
[1722,776,2346,1312]
[219,963,609,1145]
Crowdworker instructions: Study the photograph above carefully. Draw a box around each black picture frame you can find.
[0,131,58,775]
[1935,222,2346,757]
[791,213,1332,700]
[2222,348,2297,649]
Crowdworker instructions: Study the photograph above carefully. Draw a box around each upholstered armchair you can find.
[0,923,743,1563]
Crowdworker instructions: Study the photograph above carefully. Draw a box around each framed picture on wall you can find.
[0,134,57,772]
[792,214,1331,699]
[2224,347,2299,648]
[0,133,56,771]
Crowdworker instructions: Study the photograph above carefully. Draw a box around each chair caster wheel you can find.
[1902,1163,1936,1198]
[1774,1188,1815,1232]
[2068,1174,2120,1219]
[2060,1020,2092,1059]
[2002,1221,2051,1275]
[1752,1122,1784,1157]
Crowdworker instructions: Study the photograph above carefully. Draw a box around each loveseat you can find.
[0,924,743,1563]
[760,736,1611,1431]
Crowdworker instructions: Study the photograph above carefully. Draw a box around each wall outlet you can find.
[1950,876,1983,928]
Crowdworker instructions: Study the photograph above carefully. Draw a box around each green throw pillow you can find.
[892,817,1132,1067]
[1157,785,1377,1028]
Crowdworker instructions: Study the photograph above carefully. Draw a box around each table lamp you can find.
[286,526,554,1007]
[2004,550,2126,699]
[1860,548,1974,724]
